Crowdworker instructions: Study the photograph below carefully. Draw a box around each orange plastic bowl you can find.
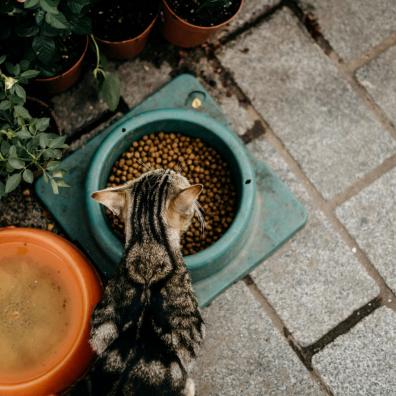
[0,228,102,396]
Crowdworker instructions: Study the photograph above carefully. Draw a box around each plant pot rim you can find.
[85,108,256,278]
[0,227,101,395]
[34,36,89,83]
[94,14,158,45]
[162,0,244,30]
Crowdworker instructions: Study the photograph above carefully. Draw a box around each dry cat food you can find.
[106,132,237,256]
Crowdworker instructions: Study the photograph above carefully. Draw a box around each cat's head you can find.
[91,169,203,246]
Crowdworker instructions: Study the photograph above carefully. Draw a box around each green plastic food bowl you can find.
[85,109,256,282]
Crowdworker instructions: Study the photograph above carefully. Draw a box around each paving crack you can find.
[304,296,382,357]
[243,275,334,395]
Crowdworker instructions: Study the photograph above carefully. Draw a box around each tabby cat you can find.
[64,169,205,396]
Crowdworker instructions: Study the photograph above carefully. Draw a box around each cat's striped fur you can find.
[64,169,204,396]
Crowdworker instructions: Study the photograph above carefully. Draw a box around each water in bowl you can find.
[0,256,72,376]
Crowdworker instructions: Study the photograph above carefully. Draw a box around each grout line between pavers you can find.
[261,116,396,307]
[284,0,396,142]
[219,1,284,46]
[209,46,396,306]
[210,45,396,362]
[328,154,396,209]
[345,33,396,73]
[243,276,334,396]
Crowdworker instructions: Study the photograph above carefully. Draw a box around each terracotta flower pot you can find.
[32,36,89,96]
[161,0,244,47]
[95,15,158,60]
[0,227,102,396]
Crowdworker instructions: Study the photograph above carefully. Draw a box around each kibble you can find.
[106,132,237,256]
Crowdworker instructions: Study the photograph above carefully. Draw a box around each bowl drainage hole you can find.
[245,179,252,185]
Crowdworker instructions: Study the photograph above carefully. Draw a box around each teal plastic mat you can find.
[35,74,307,306]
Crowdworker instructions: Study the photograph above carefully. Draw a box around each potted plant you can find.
[0,0,91,94]
[161,0,244,47]
[91,0,159,60]
[0,0,121,110]
[0,57,68,197]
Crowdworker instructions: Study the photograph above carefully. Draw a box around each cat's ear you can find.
[172,184,203,213]
[91,187,127,217]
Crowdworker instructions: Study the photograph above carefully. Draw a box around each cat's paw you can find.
[89,321,118,355]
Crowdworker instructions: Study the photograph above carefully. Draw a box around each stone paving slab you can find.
[313,307,396,395]
[336,166,396,294]
[194,58,257,136]
[192,281,325,396]
[248,136,379,346]
[118,59,172,108]
[356,44,396,126]
[218,9,396,200]
[301,0,396,62]
[51,71,109,136]
[219,0,280,39]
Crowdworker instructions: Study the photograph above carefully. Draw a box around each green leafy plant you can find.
[0,56,69,198]
[0,0,92,77]
[91,35,121,112]
[0,0,120,110]
[0,0,120,111]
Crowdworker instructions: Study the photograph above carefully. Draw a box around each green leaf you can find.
[55,180,70,188]
[24,0,40,8]
[45,12,69,29]
[5,173,21,194]
[49,136,66,148]
[99,73,121,112]
[68,0,91,13]
[46,160,60,170]
[1,141,10,156]
[20,60,30,72]
[35,9,45,24]
[8,158,25,170]
[23,169,34,183]
[14,105,31,120]
[52,169,65,178]
[0,101,11,111]
[50,178,59,194]
[5,62,19,76]
[0,55,6,65]
[9,145,17,157]
[39,0,58,14]
[32,36,56,64]
[68,14,91,35]
[20,70,40,80]
[16,130,32,140]
[39,133,49,148]
[14,85,26,102]
[36,117,50,132]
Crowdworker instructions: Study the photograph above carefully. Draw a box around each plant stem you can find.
[90,34,101,72]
